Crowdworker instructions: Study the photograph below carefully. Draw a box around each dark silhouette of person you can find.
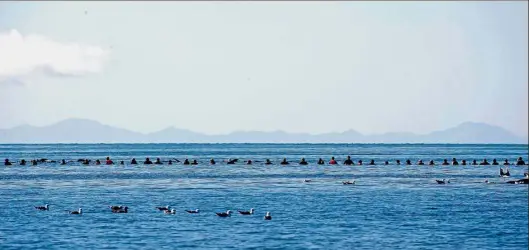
[516,157,526,166]
[344,156,353,165]
[144,158,153,164]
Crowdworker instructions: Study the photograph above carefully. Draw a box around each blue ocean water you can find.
[0,144,528,250]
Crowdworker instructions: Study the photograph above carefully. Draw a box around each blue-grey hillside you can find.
[0,119,525,144]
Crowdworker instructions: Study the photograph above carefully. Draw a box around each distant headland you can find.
[0,118,527,144]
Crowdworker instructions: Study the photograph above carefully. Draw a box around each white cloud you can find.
[0,29,109,81]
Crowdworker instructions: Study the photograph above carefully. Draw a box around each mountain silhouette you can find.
[0,119,526,143]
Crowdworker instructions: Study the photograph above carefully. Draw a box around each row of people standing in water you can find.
[4,156,527,166]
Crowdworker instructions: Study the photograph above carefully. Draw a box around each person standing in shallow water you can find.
[406,159,411,165]
[452,158,459,165]
[106,157,113,165]
[471,160,477,165]
[479,159,490,165]
[442,159,449,165]
[183,159,190,165]
[155,158,163,165]
[210,159,216,165]
[516,157,526,166]
[299,158,308,165]
[396,160,401,165]
[492,159,499,165]
[329,157,337,165]
[317,158,325,165]
[265,159,272,165]
[369,160,375,165]
[144,158,153,165]
[343,156,353,165]
[461,160,467,165]
[131,158,138,165]
[280,158,289,165]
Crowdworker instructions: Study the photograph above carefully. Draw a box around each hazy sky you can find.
[0,2,527,136]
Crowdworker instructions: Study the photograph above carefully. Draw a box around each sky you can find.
[0,1,527,136]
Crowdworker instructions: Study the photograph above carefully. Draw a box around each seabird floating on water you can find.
[185,209,200,214]
[264,212,272,220]
[238,208,254,215]
[35,204,49,211]
[165,209,176,214]
[216,210,231,217]
[156,205,170,211]
[68,208,82,215]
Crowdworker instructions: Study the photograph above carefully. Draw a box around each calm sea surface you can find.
[0,144,528,249]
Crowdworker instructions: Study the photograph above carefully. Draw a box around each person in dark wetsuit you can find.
[61,159,67,165]
[452,158,459,165]
[95,159,101,165]
[428,160,435,166]
[329,157,337,165]
[492,159,499,165]
[247,160,252,165]
[479,159,490,165]
[384,161,389,165]
[191,159,198,165]
[442,159,449,165]
[299,158,308,165]
[183,159,190,165]
[417,160,424,165]
[471,160,477,165]
[155,158,163,165]
[265,159,272,165]
[357,160,363,165]
[516,157,526,166]
[20,159,26,166]
[343,156,353,165]
[131,158,138,165]
[369,160,375,165]
[227,159,237,164]
[144,158,153,165]
[5,159,12,166]
[32,160,38,166]
[210,159,216,165]
[120,161,124,165]
[406,159,412,165]
[461,160,467,165]
[396,160,401,165]
[168,160,173,165]
[317,158,325,165]
[280,158,289,165]
[503,159,510,165]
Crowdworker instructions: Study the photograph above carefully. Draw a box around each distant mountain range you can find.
[0,118,526,144]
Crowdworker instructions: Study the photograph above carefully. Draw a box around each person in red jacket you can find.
[106,157,114,165]
[329,157,337,165]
